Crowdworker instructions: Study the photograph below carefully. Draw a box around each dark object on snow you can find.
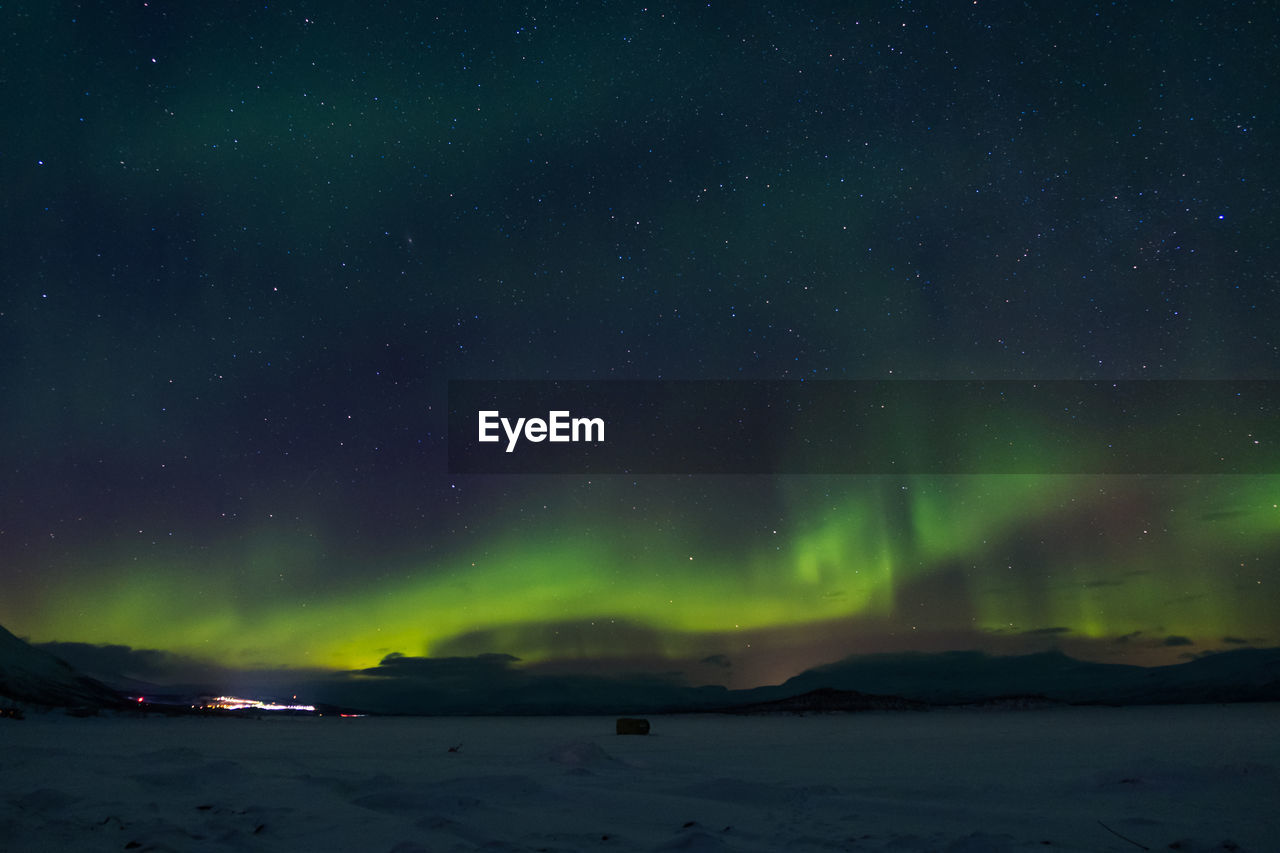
[616,717,650,735]
[0,706,23,720]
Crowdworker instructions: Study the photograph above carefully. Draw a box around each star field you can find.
[1,2,1277,691]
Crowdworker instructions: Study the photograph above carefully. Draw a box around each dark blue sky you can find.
[2,2,1276,693]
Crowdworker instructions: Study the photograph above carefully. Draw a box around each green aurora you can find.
[6,475,1275,686]
[2,3,1278,695]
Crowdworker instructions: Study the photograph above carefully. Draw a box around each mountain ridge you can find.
[0,624,126,709]
[10,621,1280,715]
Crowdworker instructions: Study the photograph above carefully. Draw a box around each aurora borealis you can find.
[2,2,1278,701]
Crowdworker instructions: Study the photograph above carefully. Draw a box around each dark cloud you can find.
[354,652,524,690]
[1222,636,1250,645]
[1114,631,1143,644]
[430,619,668,660]
[35,641,232,686]
[1023,626,1071,636]
[1163,635,1194,647]
[361,651,521,676]
[304,652,728,715]
[32,640,332,700]
[699,654,732,669]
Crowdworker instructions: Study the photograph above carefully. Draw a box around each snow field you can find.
[1,704,1275,852]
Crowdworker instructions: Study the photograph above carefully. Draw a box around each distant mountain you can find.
[735,647,1280,708]
[7,625,1278,716]
[307,646,1280,715]
[719,687,931,714]
[1104,647,1280,705]
[0,624,125,709]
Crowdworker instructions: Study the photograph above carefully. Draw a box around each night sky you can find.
[2,2,1277,696]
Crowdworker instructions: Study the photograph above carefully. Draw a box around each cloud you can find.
[36,641,215,684]
[1222,636,1250,645]
[699,654,732,669]
[1114,631,1143,644]
[297,652,731,716]
[354,652,524,689]
[1022,626,1071,636]
[361,651,521,675]
[429,618,669,661]
[1162,635,1194,647]
[32,640,336,700]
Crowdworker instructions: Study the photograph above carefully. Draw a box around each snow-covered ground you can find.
[1,704,1275,852]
